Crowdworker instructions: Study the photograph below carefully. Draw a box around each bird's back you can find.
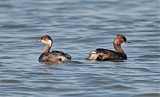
[39,51,71,62]
[96,48,127,61]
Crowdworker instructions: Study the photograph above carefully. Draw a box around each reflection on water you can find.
[0,0,159,97]
[40,61,64,65]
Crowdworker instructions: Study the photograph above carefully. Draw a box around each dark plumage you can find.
[86,34,129,61]
[38,35,71,63]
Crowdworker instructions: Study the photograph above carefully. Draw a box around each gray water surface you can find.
[0,0,160,97]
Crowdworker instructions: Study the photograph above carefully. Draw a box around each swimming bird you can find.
[86,34,129,61]
[37,35,71,63]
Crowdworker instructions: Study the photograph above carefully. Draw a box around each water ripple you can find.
[1,79,21,83]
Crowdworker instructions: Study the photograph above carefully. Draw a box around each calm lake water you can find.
[0,0,159,97]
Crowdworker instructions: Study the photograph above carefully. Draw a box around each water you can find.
[0,0,159,97]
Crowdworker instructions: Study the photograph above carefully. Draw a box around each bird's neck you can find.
[113,43,125,55]
[42,43,52,54]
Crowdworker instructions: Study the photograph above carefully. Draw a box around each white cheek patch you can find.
[47,40,52,46]
[41,40,52,46]
[41,40,47,44]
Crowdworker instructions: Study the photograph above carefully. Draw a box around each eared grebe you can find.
[86,34,129,61]
[38,35,71,63]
